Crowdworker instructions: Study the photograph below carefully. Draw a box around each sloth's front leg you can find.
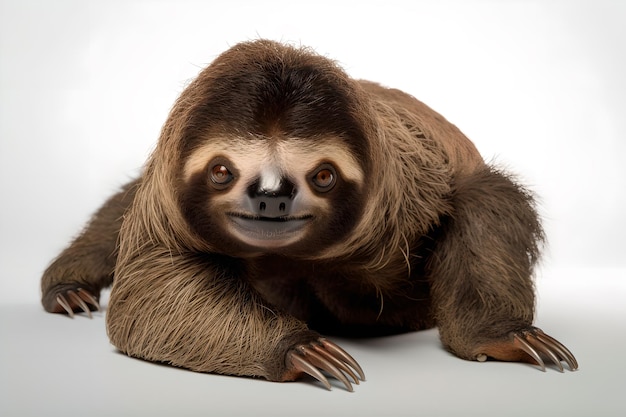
[428,167,578,371]
[106,250,364,391]
[41,179,139,317]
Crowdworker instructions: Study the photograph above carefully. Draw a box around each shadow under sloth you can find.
[41,39,577,391]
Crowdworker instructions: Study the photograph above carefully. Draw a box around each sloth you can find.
[41,39,577,391]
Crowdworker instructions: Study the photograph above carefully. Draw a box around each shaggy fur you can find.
[41,40,574,384]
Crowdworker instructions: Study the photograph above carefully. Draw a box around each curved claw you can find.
[312,344,360,384]
[288,338,365,391]
[289,352,331,390]
[55,294,75,318]
[534,329,579,371]
[527,334,563,372]
[320,338,366,381]
[299,346,353,392]
[514,334,546,371]
[68,290,92,318]
[477,327,578,373]
[513,328,578,372]
[54,287,100,318]
[77,288,101,312]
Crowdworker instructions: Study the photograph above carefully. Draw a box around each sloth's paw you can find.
[285,338,365,391]
[44,286,100,318]
[474,327,578,372]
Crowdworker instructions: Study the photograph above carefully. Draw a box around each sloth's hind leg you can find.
[428,166,578,371]
[41,179,139,317]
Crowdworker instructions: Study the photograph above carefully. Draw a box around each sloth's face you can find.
[179,136,365,256]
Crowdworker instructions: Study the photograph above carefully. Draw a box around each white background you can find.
[0,0,624,416]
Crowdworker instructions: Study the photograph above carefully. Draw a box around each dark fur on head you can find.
[175,41,374,163]
[41,40,576,387]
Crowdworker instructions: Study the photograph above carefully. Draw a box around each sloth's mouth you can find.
[227,213,313,246]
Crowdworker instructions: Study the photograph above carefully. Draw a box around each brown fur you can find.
[41,179,139,311]
[41,40,571,383]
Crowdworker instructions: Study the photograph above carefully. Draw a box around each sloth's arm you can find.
[428,166,578,371]
[40,179,139,316]
[105,250,364,390]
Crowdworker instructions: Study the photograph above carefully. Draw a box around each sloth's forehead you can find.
[183,136,364,184]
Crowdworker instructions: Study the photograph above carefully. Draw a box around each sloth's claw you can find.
[477,327,578,372]
[534,329,578,371]
[526,333,563,372]
[288,339,365,391]
[55,294,75,318]
[289,352,331,390]
[52,287,100,318]
[320,338,366,381]
[312,343,359,384]
[513,333,545,371]
[77,288,101,312]
[67,290,92,318]
[515,328,578,371]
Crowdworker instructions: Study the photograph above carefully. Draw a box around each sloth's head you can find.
[168,40,377,257]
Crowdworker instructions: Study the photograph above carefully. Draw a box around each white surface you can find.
[1,1,625,416]
[1,268,625,416]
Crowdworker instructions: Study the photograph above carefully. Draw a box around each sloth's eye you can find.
[210,164,234,187]
[310,164,337,192]
[314,169,334,187]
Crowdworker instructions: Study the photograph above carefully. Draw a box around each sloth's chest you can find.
[246,256,433,332]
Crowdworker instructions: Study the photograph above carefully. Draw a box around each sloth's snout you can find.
[246,177,296,218]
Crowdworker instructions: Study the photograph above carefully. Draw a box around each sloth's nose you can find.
[246,177,296,218]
